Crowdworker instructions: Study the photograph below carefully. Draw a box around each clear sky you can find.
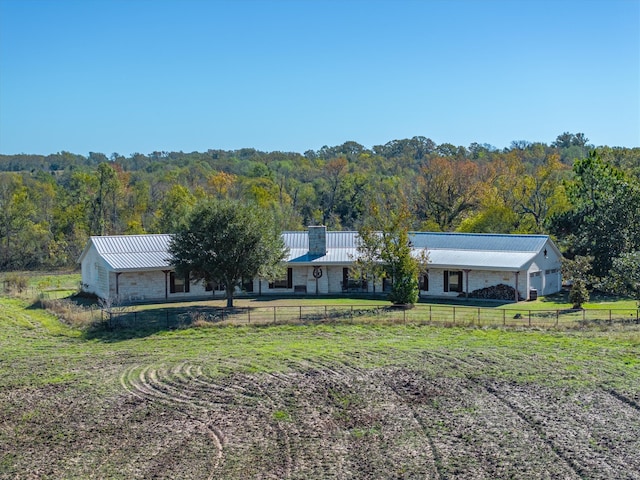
[1,0,638,156]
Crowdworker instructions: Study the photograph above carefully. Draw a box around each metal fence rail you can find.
[102,304,640,331]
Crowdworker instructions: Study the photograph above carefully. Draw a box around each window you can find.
[444,271,462,293]
[170,271,190,293]
[205,281,225,292]
[269,268,292,289]
[420,273,429,291]
[342,268,367,291]
[242,278,254,293]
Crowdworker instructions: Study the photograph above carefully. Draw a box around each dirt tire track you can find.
[119,363,226,475]
[482,382,587,479]
[443,349,640,479]
[178,364,264,406]
[603,387,640,412]
[381,371,444,480]
[442,353,588,478]
[139,415,223,480]
[252,372,296,478]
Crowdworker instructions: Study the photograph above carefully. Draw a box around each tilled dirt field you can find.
[3,355,639,479]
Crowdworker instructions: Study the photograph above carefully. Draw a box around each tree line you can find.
[1,132,639,300]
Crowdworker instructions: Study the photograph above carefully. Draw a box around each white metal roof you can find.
[408,232,549,252]
[282,231,550,270]
[82,231,557,272]
[83,234,173,271]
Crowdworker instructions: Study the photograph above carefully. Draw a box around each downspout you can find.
[115,272,121,298]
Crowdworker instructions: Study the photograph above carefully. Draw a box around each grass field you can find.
[1,294,639,479]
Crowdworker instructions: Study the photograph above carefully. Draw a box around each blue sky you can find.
[1,0,638,156]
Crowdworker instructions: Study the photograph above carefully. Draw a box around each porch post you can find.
[162,270,170,299]
[463,269,471,298]
[514,271,520,302]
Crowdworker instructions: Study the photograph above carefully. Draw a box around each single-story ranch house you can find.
[79,226,562,303]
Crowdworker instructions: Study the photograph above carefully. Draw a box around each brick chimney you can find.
[308,225,327,257]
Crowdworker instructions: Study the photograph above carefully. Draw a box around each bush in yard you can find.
[569,279,590,309]
[4,274,28,293]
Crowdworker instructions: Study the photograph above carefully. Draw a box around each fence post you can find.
[556,310,559,327]
[503,309,506,326]
[528,311,531,327]
[350,305,353,322]
[300,305,302,322]
[477,307,481,326]
[609,309,612,323]
[273,306,277,325]
[429,305,432,323]
[221,308,225,322]
[453,307,456,325]
[324,305,327,320]
[247,307,251,324]
[403,308,406,324]
[583,309,586,322]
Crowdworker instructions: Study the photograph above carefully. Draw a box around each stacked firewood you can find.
[466,283,524,301]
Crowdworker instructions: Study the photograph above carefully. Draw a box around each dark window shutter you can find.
[424,274,429,291]
[287,268,293,289]
[444,271,449,292]
[170,272,176,293]
[343,268,349,286]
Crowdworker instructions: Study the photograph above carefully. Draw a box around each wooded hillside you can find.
[1,132,639,276]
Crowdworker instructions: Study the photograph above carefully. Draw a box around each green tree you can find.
[169,201,287,307]
[152,184,196,233]
[356,205,427,305]
[0,173,36,268]
[354,225,386,295]
[384,227,420,305]
[90,162,121,235]
[601,252,640,302]
[550,153,640,277]
[415,157,484,231]
[320,157,348,226]
[562,255,594,309]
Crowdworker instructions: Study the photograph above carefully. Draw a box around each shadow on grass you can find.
[82,305,241,342]
[538,290,570,304]
[416,297,513,308]
[249,293,386,303]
